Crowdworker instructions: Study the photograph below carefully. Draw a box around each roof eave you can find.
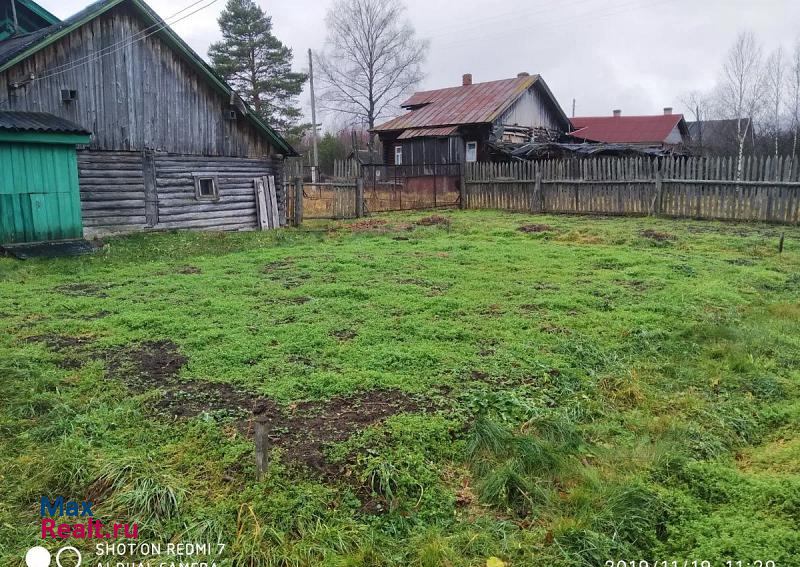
[0,0,297,157]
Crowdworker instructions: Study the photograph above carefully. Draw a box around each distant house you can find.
[569,108,691,151]
[686,118,753,156]
[0,0,295,243]
[372,73,571,168]
[347,148,383,165]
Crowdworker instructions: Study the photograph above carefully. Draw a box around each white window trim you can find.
[193,174,220,201]
[394,145,403,165]
[465,141,478,162]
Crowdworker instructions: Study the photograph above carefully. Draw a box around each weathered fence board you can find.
[464,156,800,224]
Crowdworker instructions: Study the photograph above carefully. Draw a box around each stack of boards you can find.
[254,176,280,230]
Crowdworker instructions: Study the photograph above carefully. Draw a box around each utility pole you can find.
[572,98,576,118]
[308,48,319,183]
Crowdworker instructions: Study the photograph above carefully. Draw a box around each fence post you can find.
[651,168,663,216]
[355,177,364,218]
[293,177,303,226]
[460,164,467,209]
[534,169,543,213]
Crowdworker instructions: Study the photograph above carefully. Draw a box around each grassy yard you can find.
[1,211,799,566]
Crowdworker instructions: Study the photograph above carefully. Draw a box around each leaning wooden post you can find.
[254,417,269,481]
[355,177,365,218]
[779,232,785,254]
[293,177,303,226]
[651,168,663,217]
[459,164,467,210]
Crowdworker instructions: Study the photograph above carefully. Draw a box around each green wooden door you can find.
[0,142,84,244]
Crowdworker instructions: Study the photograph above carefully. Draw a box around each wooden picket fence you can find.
[464,155,800,224]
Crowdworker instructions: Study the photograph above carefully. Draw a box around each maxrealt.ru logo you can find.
[40,496,139,540]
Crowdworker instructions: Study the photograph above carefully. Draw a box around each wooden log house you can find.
[0,0,295,240]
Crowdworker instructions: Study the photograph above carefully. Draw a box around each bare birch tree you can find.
[764,46,786,159]
[715,31,765,179]
[789,38,800,158]
[314,0,428,149]
[681,89,711,153]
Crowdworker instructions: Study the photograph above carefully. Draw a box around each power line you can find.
[35,0,220,81]
[0,0,220,108]
[430,0,675,51]
[36,0,219,78]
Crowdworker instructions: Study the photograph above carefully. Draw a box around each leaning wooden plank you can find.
[266,175,280,229]
[254,178,270,230]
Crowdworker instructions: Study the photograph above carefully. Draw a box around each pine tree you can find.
[209,0,307,133]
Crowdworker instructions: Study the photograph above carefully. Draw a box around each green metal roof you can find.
[0,0,297,156]
[0,0,59,41]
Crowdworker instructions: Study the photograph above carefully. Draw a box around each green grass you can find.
[1,210,799,566]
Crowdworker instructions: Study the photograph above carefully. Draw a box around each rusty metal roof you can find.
[397,126,460,139]
[569,114,686,144]
[374,75,543,132]
[0,111,91,134]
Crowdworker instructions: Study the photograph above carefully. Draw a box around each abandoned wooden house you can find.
[0,0,295,244]
[373,73,571,169]
[369,73,570,204]
[569,108,691,151]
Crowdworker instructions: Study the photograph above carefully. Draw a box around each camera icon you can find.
[25,546,82,567]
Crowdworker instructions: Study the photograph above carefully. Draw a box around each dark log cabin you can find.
[0,0,296,236]
[371,73,570,202]
[373,73,570,168]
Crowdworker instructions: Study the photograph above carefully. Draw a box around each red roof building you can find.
[569,109,691,148]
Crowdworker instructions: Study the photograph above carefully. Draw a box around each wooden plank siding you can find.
[0,4,275,157]
[464,156,800,224]
[1,3,291,235]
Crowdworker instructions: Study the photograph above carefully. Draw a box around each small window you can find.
[394,145,403,165]
[194,175,219,201]
[465,141,478,162]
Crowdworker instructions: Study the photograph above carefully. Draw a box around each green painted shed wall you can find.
[0,142,84,244]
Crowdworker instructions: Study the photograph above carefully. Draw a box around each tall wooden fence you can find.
[464,156,800,224]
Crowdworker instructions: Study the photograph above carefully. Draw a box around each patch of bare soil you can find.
[254,389,420,476]
[726,258,757,266]
[518,224,554,233]
[264,258,294,271]
[347,219,389,232]
[177,266,202,274]
[640,229,675,241]
[25,334,97,369]
[55,283,110,298]
[415,215,451,227]
[103,340,188,391]
[331,329,358,341]
[80,311,112,320]
[29,335,424,476]
[263,259,311,289]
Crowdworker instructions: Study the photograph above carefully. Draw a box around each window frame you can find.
[193,174,220,202]
[465,141,478,163]
[394,145,403,165]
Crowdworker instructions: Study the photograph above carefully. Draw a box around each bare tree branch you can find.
[314,0,428,148]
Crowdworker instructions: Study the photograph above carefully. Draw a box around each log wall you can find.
[78,150,284,235]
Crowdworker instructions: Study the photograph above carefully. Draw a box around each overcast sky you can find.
[40,0,800,129]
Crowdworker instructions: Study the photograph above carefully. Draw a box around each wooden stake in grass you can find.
[779,232,785,254]
[254,416,269,481]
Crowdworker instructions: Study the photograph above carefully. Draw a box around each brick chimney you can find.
[613,109,622,117]
[517,72,530,78]
[663,107,673,115]
[462,73,473,86]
